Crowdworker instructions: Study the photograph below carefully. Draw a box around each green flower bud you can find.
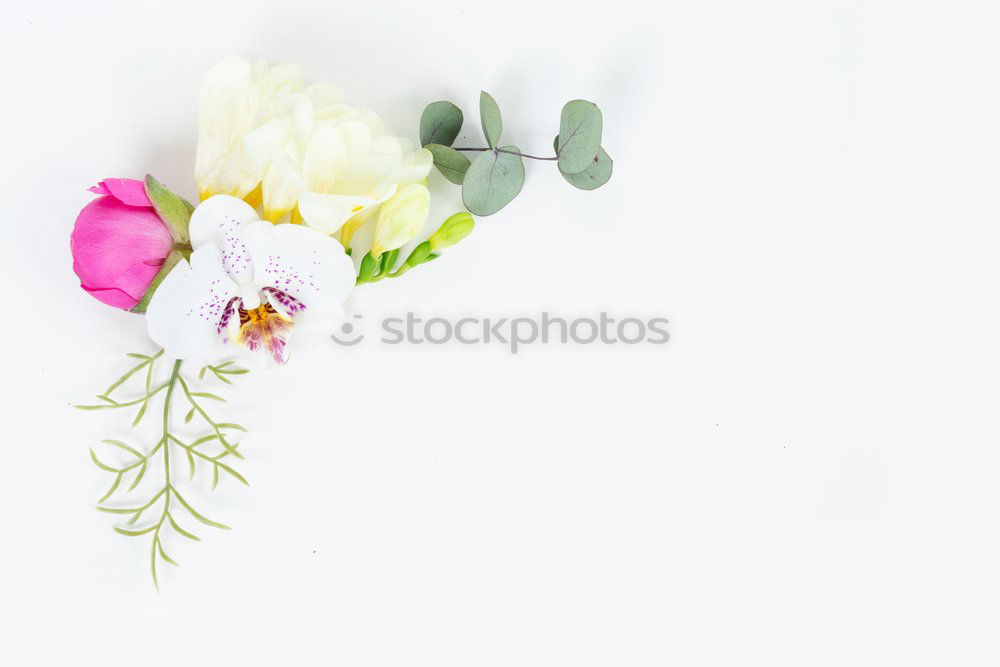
[406,240,434,266]
[429,212,475,251]
[357,252,379,283]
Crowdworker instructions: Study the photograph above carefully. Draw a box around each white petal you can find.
[189,195,260,283]
[242,221,355,318]
[146,244,240,363]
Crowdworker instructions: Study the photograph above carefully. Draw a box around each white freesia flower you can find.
[146,195,355,364]
[195,56,432,238]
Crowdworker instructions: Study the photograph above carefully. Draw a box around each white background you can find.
[1,1,998,664]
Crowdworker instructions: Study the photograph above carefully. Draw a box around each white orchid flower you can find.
[195,56,432,237]
[146,195,355,364]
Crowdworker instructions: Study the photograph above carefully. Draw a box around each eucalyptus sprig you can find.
[77,352,249,588]
[420,92,613,216]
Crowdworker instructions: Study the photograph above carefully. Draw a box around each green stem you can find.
[151,359,182,589]
[451,146,559,161]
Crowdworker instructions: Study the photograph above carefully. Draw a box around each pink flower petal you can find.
[70,196,173,309]
[91,178,151,207]
[81,284,140,309]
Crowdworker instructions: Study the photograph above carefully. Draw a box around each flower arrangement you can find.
[73,56,612,587]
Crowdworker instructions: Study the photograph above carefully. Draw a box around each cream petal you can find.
[306,81,344,109]
[336,120,372,155]
[262,149,306,221]
[303,122,349,192]
[298,191,379,234]
[146,244,240,363]
[398,147,433,185]
[371,135,403,158]
[195,56,260,198]
[330,152,400,197]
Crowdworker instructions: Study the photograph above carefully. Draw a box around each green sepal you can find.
[145,174,194,244]
[357,252,379,283]
[406,241,434,266]
[130,249,185,314]
[380,248,400,275]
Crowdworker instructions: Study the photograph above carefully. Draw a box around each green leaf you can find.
[157,540,179,566]
[98,473,123,503]
[97,505,141,514]
[89,449,118,473]
[420,101,463,147]
[114,525,158,537]
[144,174,194,243]
[426,144,472,184]
[479,91,502,149]
[218,462,249,486]
[217,423,248,432]
[558,145,613,190]
[130,249,184,314]
[131,400,149,427]
[173,491,231,530]
[557,100,603,175]
[462,147,525,216]
[128,462,147,492]
[167,514,201,541]
[189,392,225,402]
[101,439,143,458]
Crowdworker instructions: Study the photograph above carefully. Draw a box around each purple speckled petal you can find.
[242,220,355,319]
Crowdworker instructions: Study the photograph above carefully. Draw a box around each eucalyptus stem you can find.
[452,147,559,161]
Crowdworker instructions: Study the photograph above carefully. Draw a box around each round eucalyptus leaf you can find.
[426,143,472,185]
[420,101,463,147]
[479,91,503,149]
[462,146,525,216]
[557,100,603,174]
[559,146,613,190]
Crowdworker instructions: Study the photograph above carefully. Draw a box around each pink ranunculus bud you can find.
[71,179,175,310]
